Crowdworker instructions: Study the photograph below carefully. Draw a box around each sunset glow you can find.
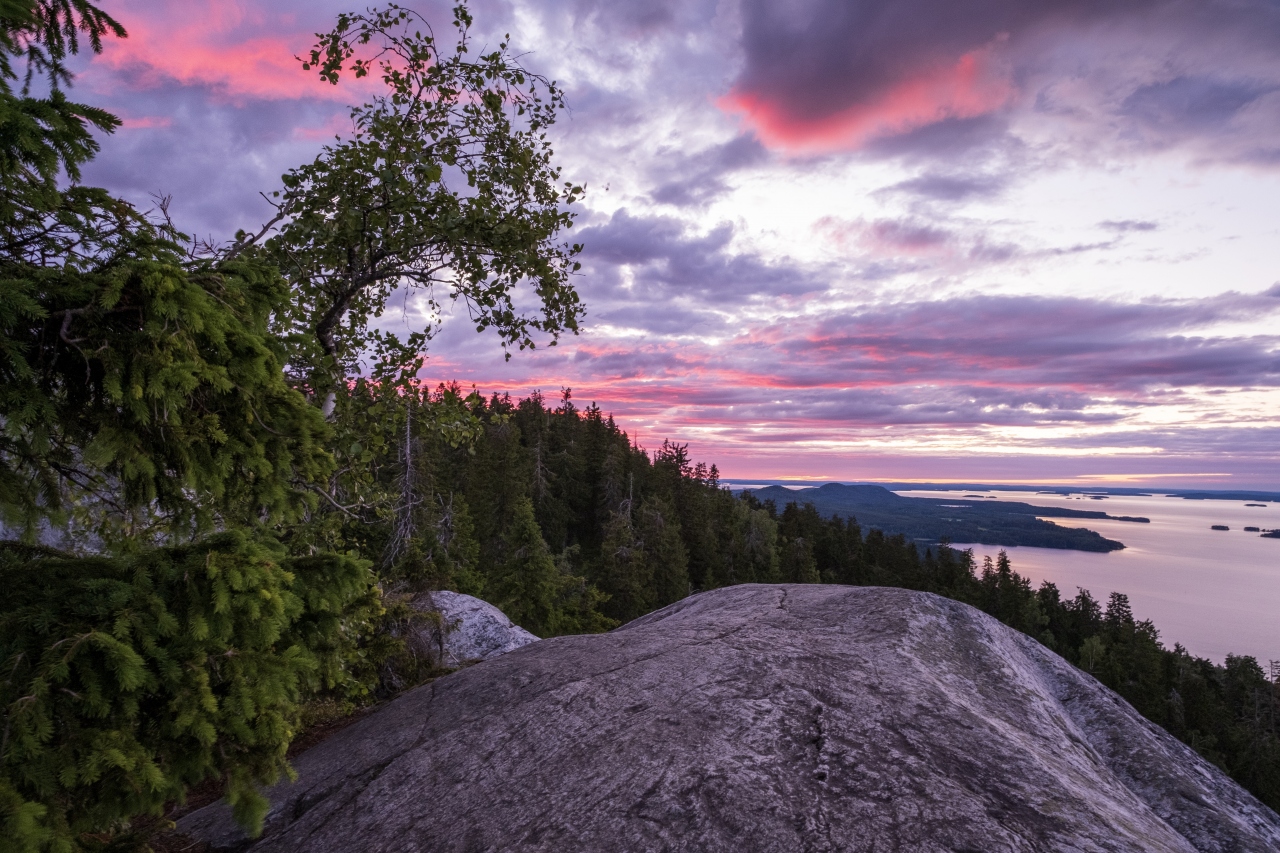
[85,0,1280,488]
[721,47,1014,153]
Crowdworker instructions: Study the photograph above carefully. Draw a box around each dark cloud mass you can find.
[729,0,1151,138]
[725,0,1280,162]
[734,0,1111,120]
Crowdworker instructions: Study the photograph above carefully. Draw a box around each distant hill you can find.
[740,483,1146,552]
[721,481,1280,504]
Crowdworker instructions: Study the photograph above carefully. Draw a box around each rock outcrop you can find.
[181,585,1280,852]
[412,590,538,667]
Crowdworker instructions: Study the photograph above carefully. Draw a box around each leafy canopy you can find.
[243,3,584,403]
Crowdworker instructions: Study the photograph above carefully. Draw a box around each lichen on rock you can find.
[180,585,1280,852]
[413,590,539,667]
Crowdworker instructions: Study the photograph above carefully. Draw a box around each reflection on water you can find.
[894,490,1279,664]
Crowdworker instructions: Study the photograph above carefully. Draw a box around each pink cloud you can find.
[119,115,172,129]
[406,286,1280,485]
[92,0,373,103]
[817,216,954,257]
[722,46,1014,153]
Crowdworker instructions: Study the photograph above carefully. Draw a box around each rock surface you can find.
[181,585,1280,852]
[412,590,538,667]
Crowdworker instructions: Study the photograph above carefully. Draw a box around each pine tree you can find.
[779,536,820,584]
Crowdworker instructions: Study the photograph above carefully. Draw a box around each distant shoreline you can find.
[735,483,1140,553]
[722,480,1280,504]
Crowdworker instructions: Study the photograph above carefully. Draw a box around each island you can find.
[739,483,1147,552]
[845,483,1280,503]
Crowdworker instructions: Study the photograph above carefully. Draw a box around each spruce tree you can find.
[0,8,377,848]
[0,535,374,849]
[490,497,560,637]
[597,509,653,623]
[0,2,329,540]
[635,497,689,607]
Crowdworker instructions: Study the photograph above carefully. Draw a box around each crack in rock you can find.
[179,585,1280,853]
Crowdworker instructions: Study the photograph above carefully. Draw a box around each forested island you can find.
[738,483,1147,551]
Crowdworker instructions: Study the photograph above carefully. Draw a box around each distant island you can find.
[739,484,1147,552]
[903,484,1280,503]
[725,481,1280,504]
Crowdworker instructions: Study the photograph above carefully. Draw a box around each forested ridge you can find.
[0,2,1276,850]
[336,385,1280,814]
[738,483,1142,552]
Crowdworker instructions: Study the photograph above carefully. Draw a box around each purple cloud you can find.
[575,209,830,308]
[721,0,1280,165]
[51,1,1280,485]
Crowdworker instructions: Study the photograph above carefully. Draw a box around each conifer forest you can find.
[0,2,1277,850]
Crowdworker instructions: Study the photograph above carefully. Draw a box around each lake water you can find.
[894,490,1280,665]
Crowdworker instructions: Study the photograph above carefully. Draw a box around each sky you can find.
[78,0,1280,487]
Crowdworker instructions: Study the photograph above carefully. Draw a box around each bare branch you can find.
[222,208,287,262]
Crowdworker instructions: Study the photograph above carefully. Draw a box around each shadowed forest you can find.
[365,388,1280,811]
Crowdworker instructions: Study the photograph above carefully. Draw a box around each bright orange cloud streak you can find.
[721,47,1014,153]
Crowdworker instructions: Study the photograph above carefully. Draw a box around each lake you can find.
[894,489,1280,665]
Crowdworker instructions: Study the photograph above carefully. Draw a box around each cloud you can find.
[786,292,1280,397]
[721,0,1073,151]
[720,0,1280,165]
[884,172,1010,201]
[816,216,1114,268]
[649,135,768,207]
[1121,77,1276,133]
[721,43,1015,152]
[81,81,345,237]
[575,208,830,310]
[92,0,363,103]
[563,0,683,37]
[422,286,1280,440]
[1099,219,1159,233]
[823,217,953,256]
